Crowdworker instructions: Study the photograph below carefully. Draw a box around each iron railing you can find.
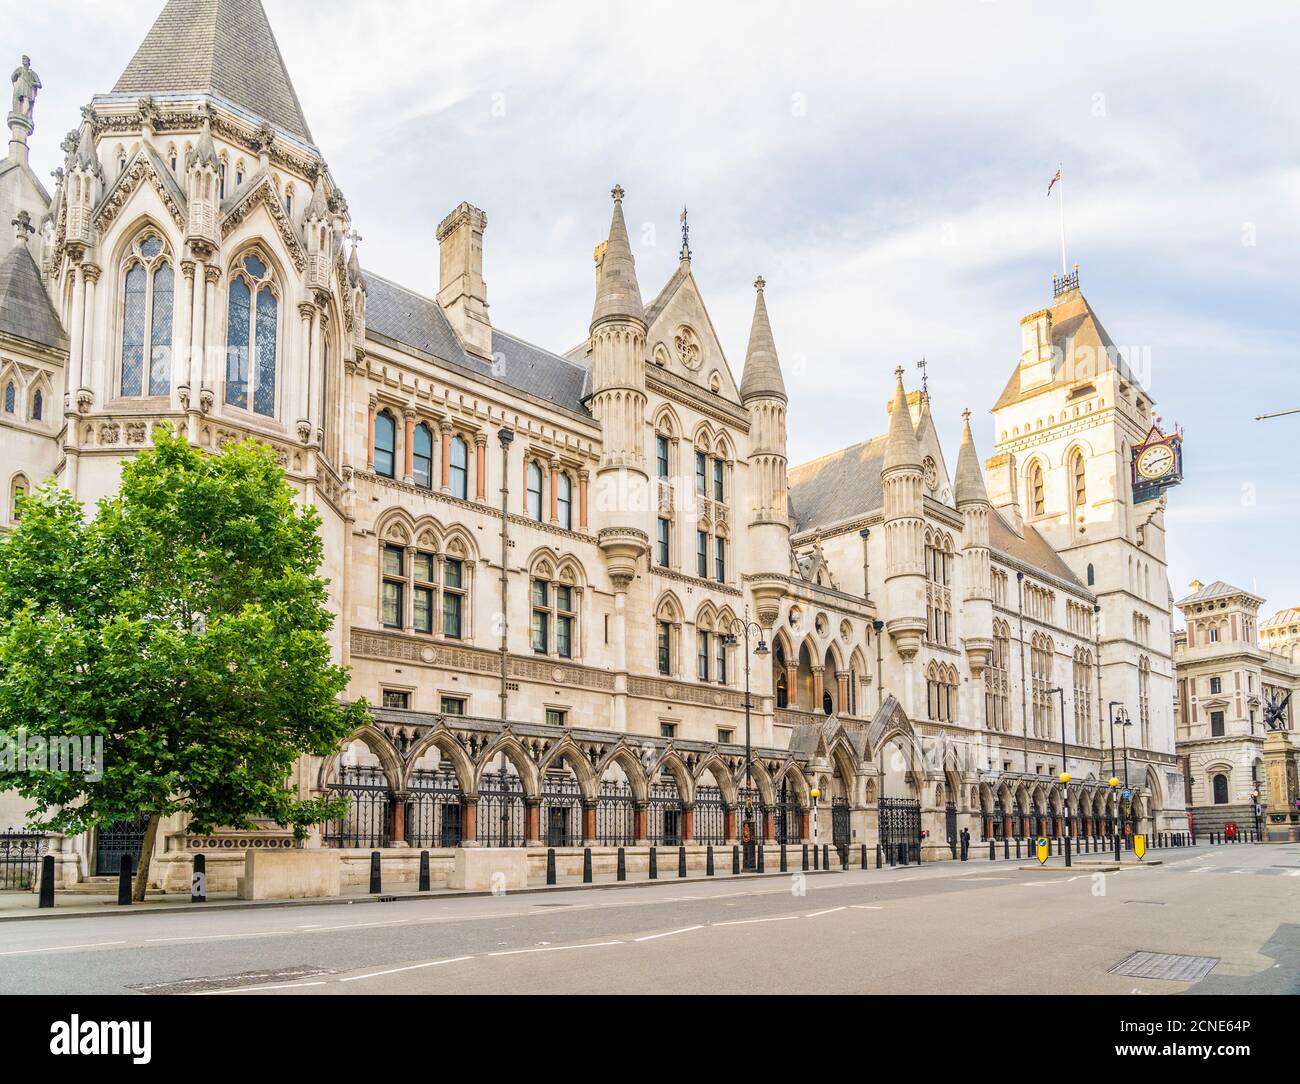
[0,830,47,891]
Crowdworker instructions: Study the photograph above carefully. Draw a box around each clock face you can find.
[1137,443,1175,481]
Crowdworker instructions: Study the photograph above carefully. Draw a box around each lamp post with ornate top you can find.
[724,609,767,871]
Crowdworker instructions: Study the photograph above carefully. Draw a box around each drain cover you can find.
[1108,951,1218,982]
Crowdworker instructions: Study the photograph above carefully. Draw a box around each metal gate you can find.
[323,766,391,848]
[831,797,850,862]
[540,772,583,848]
[775,800,802,844]
[478,766,526,847]
[94,814,150,874]
[694,785,727,845]
[0,831,47,890]
[408,764,463,848]
[878,796,921,864]
[647,779,683,846]
[596,779,635,846]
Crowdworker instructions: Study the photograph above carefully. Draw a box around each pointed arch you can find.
[693,754,738,806]
[476,733,541,798]
[537,735,598,801]
[595,741,651,804]
[400,726,477,794]
[318,723,403,792]
[773,760,810,805]
[651,748,692,799]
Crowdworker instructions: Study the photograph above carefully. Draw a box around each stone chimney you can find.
[984,450,1022,533]
[1018,307,1054,391]
[436,202,491,360]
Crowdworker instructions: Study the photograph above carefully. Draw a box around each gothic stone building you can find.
[1173,580,1300,835]
[0,0,1187,890]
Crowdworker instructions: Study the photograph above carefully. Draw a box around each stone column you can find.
[309,300,325,445]
[634,802,648,846]
[439,419,452,492]
[80,264,99,397]
[836,670,849,712]
[390,795,407,847]
[681,803,694,843]
[178,260,196,394]
[189,262,207,393]
[812,666,825,711]
[724,808,736,843]
[525,799,541,847]
[578,469,589,529]
[474,432,487,501]
[800,811,809,843]
[582,801,597,845]
[402,408,416,483]
[366,395,377,469]
[298,303,315,440]
[67,264,85,399]
[461,797,478,847]
[548,457,560,524]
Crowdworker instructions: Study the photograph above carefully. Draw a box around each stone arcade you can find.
[0,0,1187,893]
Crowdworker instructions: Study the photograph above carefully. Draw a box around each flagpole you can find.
[1057,162,1067,275]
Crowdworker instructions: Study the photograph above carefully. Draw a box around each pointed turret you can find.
[184,116,220,253]
[64,113,101,254]
[740,276,786,403]
[954,408,990,507]
[883,366,922,472]
[590,185,644,328]
[303,172,331,292]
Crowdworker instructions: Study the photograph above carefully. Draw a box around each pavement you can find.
[0,840,1295,995]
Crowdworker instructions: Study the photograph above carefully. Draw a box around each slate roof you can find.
[787,432,1084,589]
[1175,580,1258,607]
[364,273,590,416]
[0,243,66,350]
[113,0,313,143]
[994,288,1143,411]
[1262,607,1300,630]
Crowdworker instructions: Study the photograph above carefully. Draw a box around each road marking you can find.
[340,956,474,982]
[805,907,845,918]
[199,980,327,995]
[850,905,883,910]
[634,925,704,942]
[1284,870,1300,877]
[488,940,623,957]
[713,915,798,927]
[0,940,127,956]
[145,932,279,943]
[307,919,412,932]
[1024,879,1065,886]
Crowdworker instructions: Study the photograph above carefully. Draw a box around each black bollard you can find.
[757,844,765,873]
[677,845,686,879]
[813,843,820,870]
[1064,834,1071,868]
[418,850,430,892]
[617,847,626,881]
[707,845,715,876]
[191,853,206,903]
[841,845,849,871]
[780,843,787,873]
[118,855,133,906]
[802,843,809,872]
[1047,837,1053,858]
[1004,836,1010,860]
[39,854,54,908]
[862,844,869,869]
[1015,838,1021,859]
[546,847,557,885]
[732,844,740,875]
[989,840,995,861]
[584,847,594,884]
[876,843,883,869]
[898,842,907,867]
[649,846,657,879]
[823,844,830,870]
[369,850,382,894]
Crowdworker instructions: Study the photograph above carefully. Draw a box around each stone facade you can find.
[1173,580,1300,834]
[0,0,1188,887]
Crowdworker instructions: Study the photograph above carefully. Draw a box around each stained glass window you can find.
[253,288,277,417]
[120,263,147,397]
[31,390,42,421]
[148,262,173,395]
[225,254,277,417]
[225,277,250,408]
[3,382,13,413]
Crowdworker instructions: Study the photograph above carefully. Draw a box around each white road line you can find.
[487,940,623,957]
[634,926,704,942]
[145,932,280,943]
[199,980,327,995]
[306,919,412,932]
[713,915,798,927]
[805,907,845,918]
[851,905,883,910]
[340,956,474,982]
[1284,870,1300,877]
[1024,880,1065,886]
[0,940,127,956]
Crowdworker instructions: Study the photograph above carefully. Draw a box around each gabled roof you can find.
[1176,580,1260,607]
[1262,607,1300,631]
[364,273,590,416]
[994,287,1144,411]
[0,243,66,351]
[113,0,314,143]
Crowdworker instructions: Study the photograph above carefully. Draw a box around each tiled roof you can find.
[1262,607,1300,630]
[988,510,1084,588]
[0,243,66,350]
[113,0,313,143]
[1175,580,1255,606]
[787,435,887,534]
[364,273,590,416]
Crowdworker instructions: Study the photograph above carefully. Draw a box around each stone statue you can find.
[11,55,40,119]
[1263,690,1290,732]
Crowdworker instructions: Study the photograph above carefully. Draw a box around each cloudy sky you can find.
[15,0,1300,617]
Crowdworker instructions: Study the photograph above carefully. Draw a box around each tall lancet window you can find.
[119,233,174,397]
[225,253,278,417]
[1070,451,1086,519]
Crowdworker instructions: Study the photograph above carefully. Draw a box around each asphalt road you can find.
[2,842,1296,995]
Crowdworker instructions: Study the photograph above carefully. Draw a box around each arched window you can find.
[373,410,396,478]
[1212,773,1229,805]
[526,461,543,521]
[556,472,572,530]
[1086,563,1095,586]
[119,233,174,397]
[1070,451,1086,515]
[773,642,789,709]
[9,473,28,523]
[3,382,13,413]
[225,253,278,417]
[412,423,433,489]
[449,435,468,499]
[1028,461,1045,517]
[30,389,42,421]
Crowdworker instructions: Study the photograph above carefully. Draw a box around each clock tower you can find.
[987,272,1182,820]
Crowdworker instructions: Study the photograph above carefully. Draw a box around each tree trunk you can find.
[132,813,161,902]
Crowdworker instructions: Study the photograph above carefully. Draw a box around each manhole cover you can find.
[1108,951,1218,982]
[129,965,334,994]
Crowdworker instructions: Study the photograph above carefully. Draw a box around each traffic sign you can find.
[1035,837,1049,864]
[1134,834,1146,860]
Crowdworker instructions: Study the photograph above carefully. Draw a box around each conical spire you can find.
[591,184,644,327]
[740,276,786,402]
[305,172,329,220]
[113,0,313,142]
[954,408,990,505]
[883,366,922,471]
[187,117,220,170]
[73,117,100,174]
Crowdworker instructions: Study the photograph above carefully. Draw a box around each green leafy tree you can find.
[0,427,364,899]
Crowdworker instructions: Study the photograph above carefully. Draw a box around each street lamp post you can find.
[1251,788,1262,843]
[1107,701,1127,862]
[1049,687,1070,867]
[724,611,768,872]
